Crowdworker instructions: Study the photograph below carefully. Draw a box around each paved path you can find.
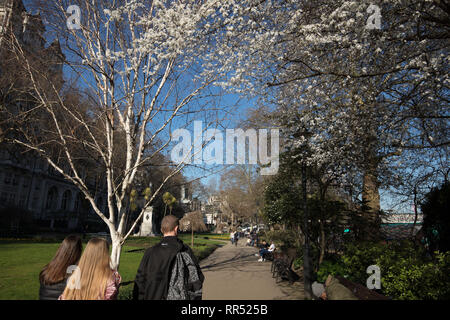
[200,240,305,300]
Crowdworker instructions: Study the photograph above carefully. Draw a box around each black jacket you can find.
[132,236,204,300]
[39,279,67,300]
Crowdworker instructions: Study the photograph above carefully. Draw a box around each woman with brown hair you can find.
[39,234,83,300]
[59,237,121,300]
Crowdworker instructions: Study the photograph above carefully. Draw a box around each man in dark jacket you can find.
[132,215,204,300]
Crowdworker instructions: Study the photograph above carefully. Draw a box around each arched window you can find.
[61,190,72,211]
[74,193,82,212]
[46,187,58,210]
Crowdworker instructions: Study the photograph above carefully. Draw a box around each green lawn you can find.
[0,234,225,300]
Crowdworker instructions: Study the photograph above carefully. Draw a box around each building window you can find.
[46,187,58,210]
[7,193,16,205]
[0,149,8,159]
[61,190,71,211]
[22,178,30,189]
[32,196,39,209]
[19,195,27,208]
[4,172,11,184]
[12,174,18,186]
[74,193,81,212]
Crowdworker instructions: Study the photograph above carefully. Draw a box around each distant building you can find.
[201,195,223,228]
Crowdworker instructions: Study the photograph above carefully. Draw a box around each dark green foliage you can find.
[341,199,385,242]
[293,257,303,270]
[263,229,300,249]
[339,240,450,300]
[340,241,388,284]
[316,259,347,283]
[263,173,303,227]
[380,250,450,300]
[421,182,450,253]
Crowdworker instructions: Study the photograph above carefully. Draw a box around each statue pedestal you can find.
[136,207,155,236]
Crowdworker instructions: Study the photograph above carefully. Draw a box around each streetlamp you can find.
[302,160,313,299]
[299,126,313,299]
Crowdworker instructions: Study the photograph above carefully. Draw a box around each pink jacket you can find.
[104,270,121,300]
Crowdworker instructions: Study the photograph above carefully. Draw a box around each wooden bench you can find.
[271,248,300,284]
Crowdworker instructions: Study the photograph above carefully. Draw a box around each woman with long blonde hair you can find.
[59,237,121,300]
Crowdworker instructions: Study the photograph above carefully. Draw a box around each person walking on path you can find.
[234,231,239,247]
[230,231,235,245]
[59,237,121,300]
[39,234,82,300]
[133,215,204,300]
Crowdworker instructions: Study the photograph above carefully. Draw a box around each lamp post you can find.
[300,126,313,299]
[302,160,313,299]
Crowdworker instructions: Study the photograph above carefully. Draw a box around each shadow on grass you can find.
[126,248,146,253]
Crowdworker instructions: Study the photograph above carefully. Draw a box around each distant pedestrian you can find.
[234,231,239,247]
[39,235,82,300]
[133,215,204,300]
[230,231,235,245]
[250,233,257,246]
[59,237,121,300]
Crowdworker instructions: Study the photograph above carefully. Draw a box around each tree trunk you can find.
[191,228,194,247]
[319,220,325,266]
[411,186,419,239]
[110,237,122,271]
[362,168,380,213]
[362,161,381,240]
[231,211,234,229]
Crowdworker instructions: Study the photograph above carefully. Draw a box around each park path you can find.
[200,239,305,300]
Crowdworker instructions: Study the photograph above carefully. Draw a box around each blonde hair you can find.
[62,238,112,300]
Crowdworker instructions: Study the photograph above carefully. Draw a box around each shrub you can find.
[340,240,450,299]
[263,229,300,250]
[118,283,134,300]
[341,241,388,284]
[380,251,450,300]
[421,182,450,253]
[316,259,347,283]
[293,257,303,270]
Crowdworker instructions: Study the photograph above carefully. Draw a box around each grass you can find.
[0,233,225,300]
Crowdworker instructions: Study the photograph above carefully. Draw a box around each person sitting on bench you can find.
[258,241,275,262]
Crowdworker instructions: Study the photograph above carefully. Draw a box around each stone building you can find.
[0,0,106,232]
